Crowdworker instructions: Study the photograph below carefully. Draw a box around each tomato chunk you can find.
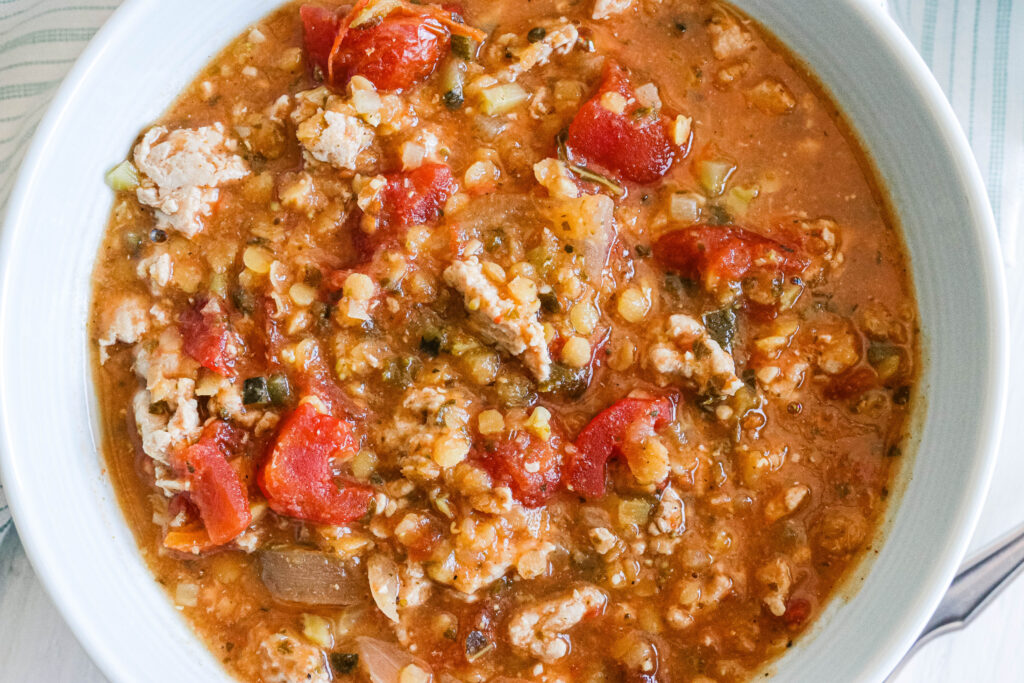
[356,163,455,257]
[258,402,373,525]
[480,430,566,507]
[381,163,455,228]
[567,62,679,184]
[300,5,341,76]
[170,421,252,546]
[180,297,241,377]
[654,224,809,290]
[783,597,812,627]
[331,15,446,91]
[824,366,878,400]
[570,397,675,498]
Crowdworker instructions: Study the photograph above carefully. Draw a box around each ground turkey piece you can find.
[443,257,552,382]
[707,10,754,60]
[97,295,149,362]
[508,584,607,662]
[133,124,248,238]
[495,20,579,83]
[257,631,330,683]
[292,87,375,170]
[592,0,634,20]
[649,313,745,396]
[131,328,202,466]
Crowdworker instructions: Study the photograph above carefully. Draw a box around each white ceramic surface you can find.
[0,1,1007,682]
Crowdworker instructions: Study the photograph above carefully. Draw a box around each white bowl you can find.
[0,0,1008,681]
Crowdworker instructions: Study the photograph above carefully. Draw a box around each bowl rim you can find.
[0,0,1008,681]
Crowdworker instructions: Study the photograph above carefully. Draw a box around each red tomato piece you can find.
[300,5,341,76]
[654,224,809,289]
[824,366,878,400]
[783,597,812,627]
[567,62,679,184]
[331,15,446,91]
[356,163,456,258]
[570,397,675,498]
[258,402,373,525]
[180,298,241,377]
[480,430,566,507]
[380,163,456,228]
[170,421,252,546]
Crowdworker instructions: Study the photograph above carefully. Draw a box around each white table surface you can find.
[1,2,1022,682]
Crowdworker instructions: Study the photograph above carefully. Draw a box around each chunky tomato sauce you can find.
[90,1,918,681]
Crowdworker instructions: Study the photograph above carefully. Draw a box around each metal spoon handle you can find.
[889,523,1024,679]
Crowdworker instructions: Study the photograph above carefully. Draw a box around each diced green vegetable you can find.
[439,59,466,110]
[209,272,229,298]
[419,325,448,356]
[705,205,732,226]
[539,291,561,313]
[105,160,140,191]
[149,400,171,416]
[725,184,760,216]
[302,614,334,648]
[867,342,901,380]
[429,489,454,519]
[381,355,421,388]
[122,231,143,256]
[450,34,477,61]
[494,373,536,408]
[443,89,464,110]
[618,498,653,526]
[778,281,803,310]
[330,653,359,675]
[478,83,529,115]
[539,362,588,398]
[231,287,256,316]
[267,373,291,405]
[702,308,737,352]
[527,244,557,276]
[697,158,737,196]
[351,449,378,481]
[669,192,704,224]
[663,272,697,300]
[447,332,480,357]
[462,348,500,385]
[465,635,494,663]
[242,377,271,405]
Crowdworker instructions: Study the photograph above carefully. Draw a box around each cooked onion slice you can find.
[367,554,401,622]
[356,636,433,683]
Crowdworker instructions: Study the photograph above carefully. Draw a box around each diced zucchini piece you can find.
[724,184,760,216]
[451,34,477,61]
[209,272,229,298]
[618,498,653,527]
[242,377,270,405]
[697,158,737,197]
[439,59,467,110]
[267,373,291,405]
[301,613,334,648]
[105,160,140,191]
[702,308,737,352]
[669,191,705,224]
[478,84,529,116]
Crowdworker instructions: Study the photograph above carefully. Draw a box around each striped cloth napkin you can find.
[0,0,1021,546]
